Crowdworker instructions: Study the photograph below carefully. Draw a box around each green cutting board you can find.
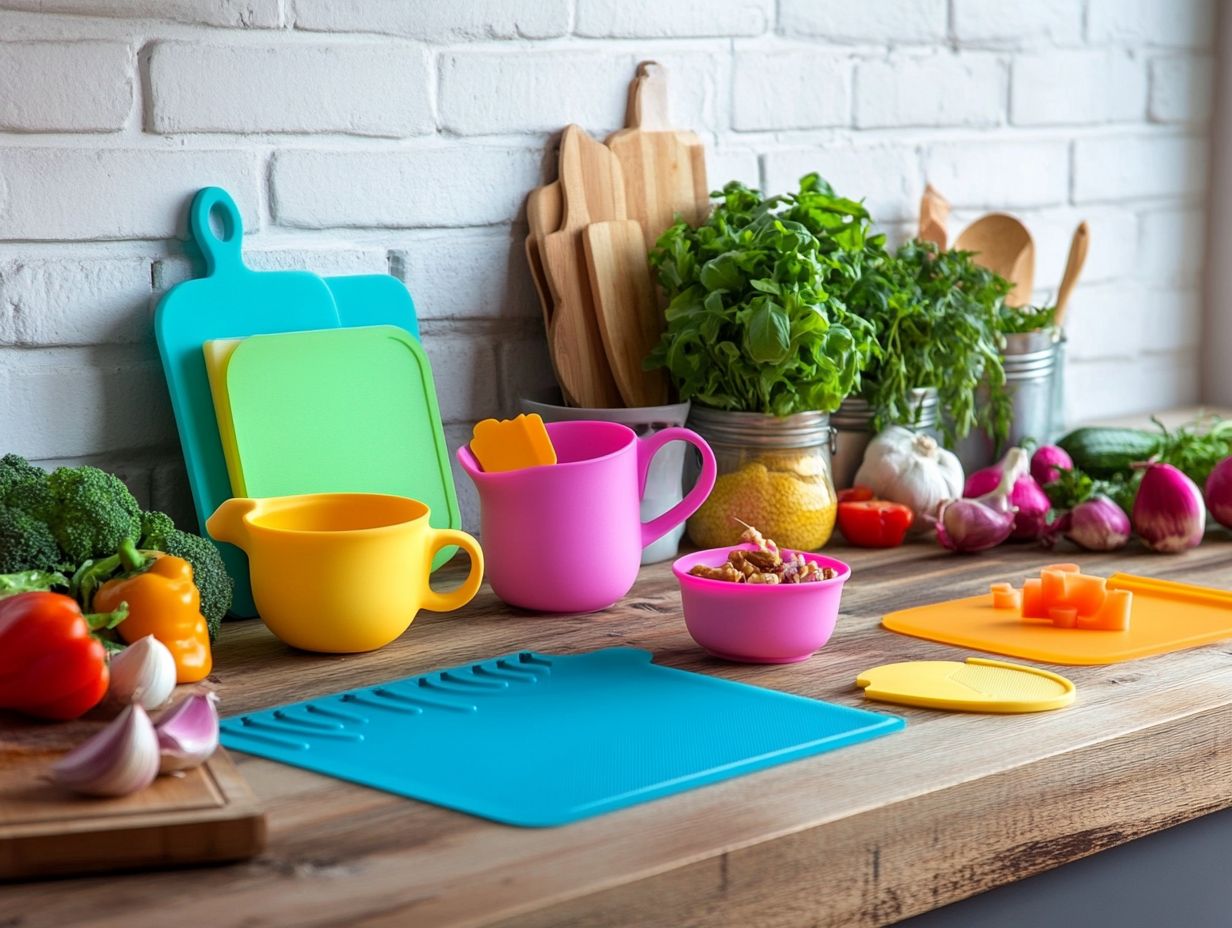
[222,325,460,567]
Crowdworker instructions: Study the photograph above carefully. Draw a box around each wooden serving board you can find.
[0,727,264,880]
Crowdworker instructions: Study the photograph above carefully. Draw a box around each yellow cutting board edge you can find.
[203,337,247,496]
[856,657,1076,714]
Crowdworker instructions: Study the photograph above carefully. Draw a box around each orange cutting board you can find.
[882,573,1232,666]
[0,731,264,880]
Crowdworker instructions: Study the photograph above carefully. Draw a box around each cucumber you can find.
[1057,427,1162,478]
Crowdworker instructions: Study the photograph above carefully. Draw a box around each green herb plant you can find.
[647,175,878,416]
[997,303,1057,335]
[858,240,1013,445]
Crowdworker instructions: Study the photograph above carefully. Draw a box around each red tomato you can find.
[837,485,876,504]
[0,592,109,720]
[837,500,914,548]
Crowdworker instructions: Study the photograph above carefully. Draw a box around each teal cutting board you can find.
[155,187,423,617]
[221,647,905,827]
[220,325,460,567]
[155,188,340,617]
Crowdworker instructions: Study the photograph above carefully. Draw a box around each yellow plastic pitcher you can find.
[207,493,484,653]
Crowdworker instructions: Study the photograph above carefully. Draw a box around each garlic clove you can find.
[107,635,177,710]
[155,691,220,773]
[51,703,160,798]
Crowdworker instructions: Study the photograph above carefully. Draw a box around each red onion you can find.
[1133,462,1205,553]
[1031,445,1073,486]
[938,448,1026,552]
[1205,455,1232,529]
[963,448,1051,541]
[1048,496,1130,551]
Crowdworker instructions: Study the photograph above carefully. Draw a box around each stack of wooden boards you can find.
[524,62,711,410]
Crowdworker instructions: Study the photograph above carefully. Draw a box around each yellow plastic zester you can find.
[856,658,1076,713]
[469,414,557,473]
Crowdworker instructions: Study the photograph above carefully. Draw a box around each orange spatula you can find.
[469,414,557,473]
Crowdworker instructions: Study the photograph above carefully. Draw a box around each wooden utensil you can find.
[583,220,669,407]
[606,61,710,251]
[954,213,1036,307]
[917,184,950,250]
[0,743,263,880]
[525,181,562,330]
[541,126,625,408]
[1053,221,1090,328]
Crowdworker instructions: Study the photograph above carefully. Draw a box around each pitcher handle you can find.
[421,529,485,613]
[637,427,716,548]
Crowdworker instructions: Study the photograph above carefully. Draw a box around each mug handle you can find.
[421,529,485,613]
[637,427,717,548]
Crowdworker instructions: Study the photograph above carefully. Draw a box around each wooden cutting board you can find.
[583,220,669,407]
[525,181,562,331]
[541,125,624,408]
[606,61,710,252]
[0,723,264,880]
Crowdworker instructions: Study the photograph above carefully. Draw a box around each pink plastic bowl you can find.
[672,544,852,664]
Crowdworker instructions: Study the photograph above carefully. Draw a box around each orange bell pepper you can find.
[93,539,212,684]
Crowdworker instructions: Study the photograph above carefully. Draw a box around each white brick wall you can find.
[0,0,1218,532]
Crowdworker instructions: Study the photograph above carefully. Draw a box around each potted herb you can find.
[647,174,879,550]
[831,241,1013,487]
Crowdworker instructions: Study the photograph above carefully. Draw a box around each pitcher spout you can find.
[206,497,261,550]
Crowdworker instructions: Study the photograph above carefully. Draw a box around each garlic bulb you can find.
[51,703,160,797]
[854,426,965,529]
[107,635,177,710]
[156,691,220,773]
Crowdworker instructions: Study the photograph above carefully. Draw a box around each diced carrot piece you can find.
[1044,563,1081,574]
[1067,573,1108,617]
[1021,578,1045,618]
[1048,605,1078,628]
[1090,589,1132,631]
[1040,568,1070,606]
[992,586,1022,610]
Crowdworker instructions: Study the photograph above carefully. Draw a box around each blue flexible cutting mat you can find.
[220,647,904,827]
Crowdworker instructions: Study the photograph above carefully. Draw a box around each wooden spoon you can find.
[917,184,950,250]
[954,213,1035,307]
[540,126,625,408]
[1053,221,1090,328]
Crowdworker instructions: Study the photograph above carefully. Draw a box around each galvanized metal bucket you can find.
[951,328,1064,473]
[831,387,939,489]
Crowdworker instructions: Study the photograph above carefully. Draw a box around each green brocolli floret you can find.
[0,503,63,574]
[140,511,233,642]
[0,453,55,523]
[47,465,142,564]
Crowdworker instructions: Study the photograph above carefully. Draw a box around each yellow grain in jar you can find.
[685,410,838,551]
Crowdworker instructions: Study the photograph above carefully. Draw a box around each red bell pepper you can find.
[837,485,876,504]
[837,500,915,548]
[0,590,116,720]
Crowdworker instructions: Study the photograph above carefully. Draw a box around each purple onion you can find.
[1205,455,1232,529]
[1133,462,1205,553]
[1049,496,1131,551]
[1031,445,1074,486]
[938,448,1026,552]
[963,448,1051,541]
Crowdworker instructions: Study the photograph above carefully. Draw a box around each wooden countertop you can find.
[9,539,1232,927]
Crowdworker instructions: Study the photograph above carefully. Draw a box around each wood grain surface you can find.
[6,538,1232,927]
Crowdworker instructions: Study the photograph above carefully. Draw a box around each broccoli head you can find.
[140,511,233,641]
[47,465,142,564]
[0,503,63,574]
[0,454,54,523]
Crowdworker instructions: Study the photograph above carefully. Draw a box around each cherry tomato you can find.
[837,485,875,504]
[837,500,914,548]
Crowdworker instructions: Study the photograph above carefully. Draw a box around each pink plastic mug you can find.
[457,420,716,612]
